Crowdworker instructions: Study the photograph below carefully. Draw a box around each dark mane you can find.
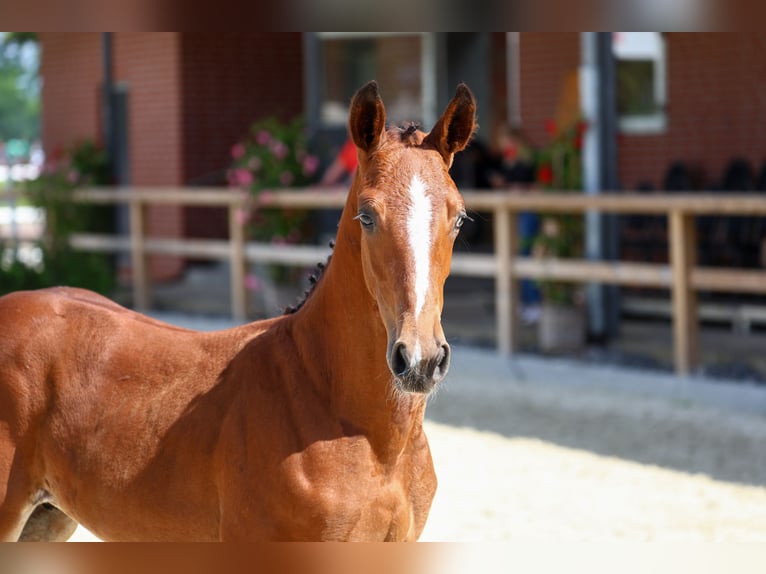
[394,122,423,146]
[283,240,334,315]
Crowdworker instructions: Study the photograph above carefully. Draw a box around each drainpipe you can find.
[102,33,131,274]
[102,33,115,178]
[580,32,620,340]
[506,32,521,128]
[597,33,620,338]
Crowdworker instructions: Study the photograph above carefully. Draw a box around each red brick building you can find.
[38,33,766,277]
[40,32,304,278]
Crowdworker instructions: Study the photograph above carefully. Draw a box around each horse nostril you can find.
[391,342,410,377]
[436,343,451,376]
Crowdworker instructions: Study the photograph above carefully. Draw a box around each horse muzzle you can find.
[388,339,451,394]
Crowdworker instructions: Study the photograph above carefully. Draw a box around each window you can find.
[612,32,667,134]
[315,33,436,129]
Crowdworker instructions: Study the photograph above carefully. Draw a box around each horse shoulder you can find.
[0,290,69,412]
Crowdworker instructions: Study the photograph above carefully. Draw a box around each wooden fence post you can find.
[129,199,150,311]
[494,207,520,355]
[669,210,698,375]
[229,202,247,322]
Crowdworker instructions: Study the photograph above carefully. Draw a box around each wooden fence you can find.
[3,186,766,375]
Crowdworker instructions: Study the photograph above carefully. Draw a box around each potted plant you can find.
[532,119,587,353]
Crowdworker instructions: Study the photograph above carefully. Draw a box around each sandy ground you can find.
[419,347,766,541]
[68,315,766,542]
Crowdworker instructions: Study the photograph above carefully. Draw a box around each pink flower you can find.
[258,190,275,205]
[279,171,294,186]
[235,169,253,187]
[230,143,246,159]
[234,208,250,226]
[270,140,289,160]
[248,157,262,172]
[67,169,79,184]
[302,154,320,176]
[244,274,261,292]
[256,130,271,146]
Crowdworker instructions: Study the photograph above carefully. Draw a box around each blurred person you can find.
[486,124,541,324]
[485,123,536,189]
[314,137,359,245]
[319,137,358,186]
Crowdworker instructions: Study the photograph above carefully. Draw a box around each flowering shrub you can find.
[535,118,585,191]
[0,140,115,296]
[227,117,320,243]
[532,119,587,305]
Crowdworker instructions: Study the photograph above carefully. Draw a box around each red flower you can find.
[537,164,553,185]
[544,118,557,137]
[502,143,519,162]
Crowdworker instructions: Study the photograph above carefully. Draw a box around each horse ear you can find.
[348,80,387,154]
[425,83,477,165]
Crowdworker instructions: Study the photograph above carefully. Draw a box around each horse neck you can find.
[287,176,427,452]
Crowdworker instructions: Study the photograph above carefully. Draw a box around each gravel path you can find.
[69,315,766,542]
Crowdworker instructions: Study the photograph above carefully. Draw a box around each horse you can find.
[0,80,476,541]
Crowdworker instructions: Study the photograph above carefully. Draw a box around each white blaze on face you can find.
[407,174,433,363]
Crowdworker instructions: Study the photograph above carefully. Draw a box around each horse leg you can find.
[0,453,77,542]
[0,432,60,542]
[0,474,35,541]
[19,504,78,542]
[0,498,32,541]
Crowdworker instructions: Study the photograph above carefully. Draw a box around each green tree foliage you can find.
[0,32,39,142]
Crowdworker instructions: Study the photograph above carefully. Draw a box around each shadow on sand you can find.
[425,346,766,489]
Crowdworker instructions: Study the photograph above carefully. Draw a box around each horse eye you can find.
[354,212,375,229]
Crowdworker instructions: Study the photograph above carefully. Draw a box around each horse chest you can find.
[220,433,434,541]
[281,444,427,541]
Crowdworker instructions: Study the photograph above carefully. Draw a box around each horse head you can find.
[347,81,476,394]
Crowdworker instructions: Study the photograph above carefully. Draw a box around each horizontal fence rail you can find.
[3,186,766,376]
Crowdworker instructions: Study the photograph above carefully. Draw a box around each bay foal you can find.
[0,81,476,541]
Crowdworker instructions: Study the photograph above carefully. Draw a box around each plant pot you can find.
[538,303,586,353]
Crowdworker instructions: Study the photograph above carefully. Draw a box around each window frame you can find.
[613,32,668,135]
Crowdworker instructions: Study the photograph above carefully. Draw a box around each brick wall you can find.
[179,33,304,239]
[40,33,185,280]
[517,33,766,191]
[519,33,581,149]
[39,33,102,157]
[619,33,766,190]
[114,33,185,279]
[38,33,306,281]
